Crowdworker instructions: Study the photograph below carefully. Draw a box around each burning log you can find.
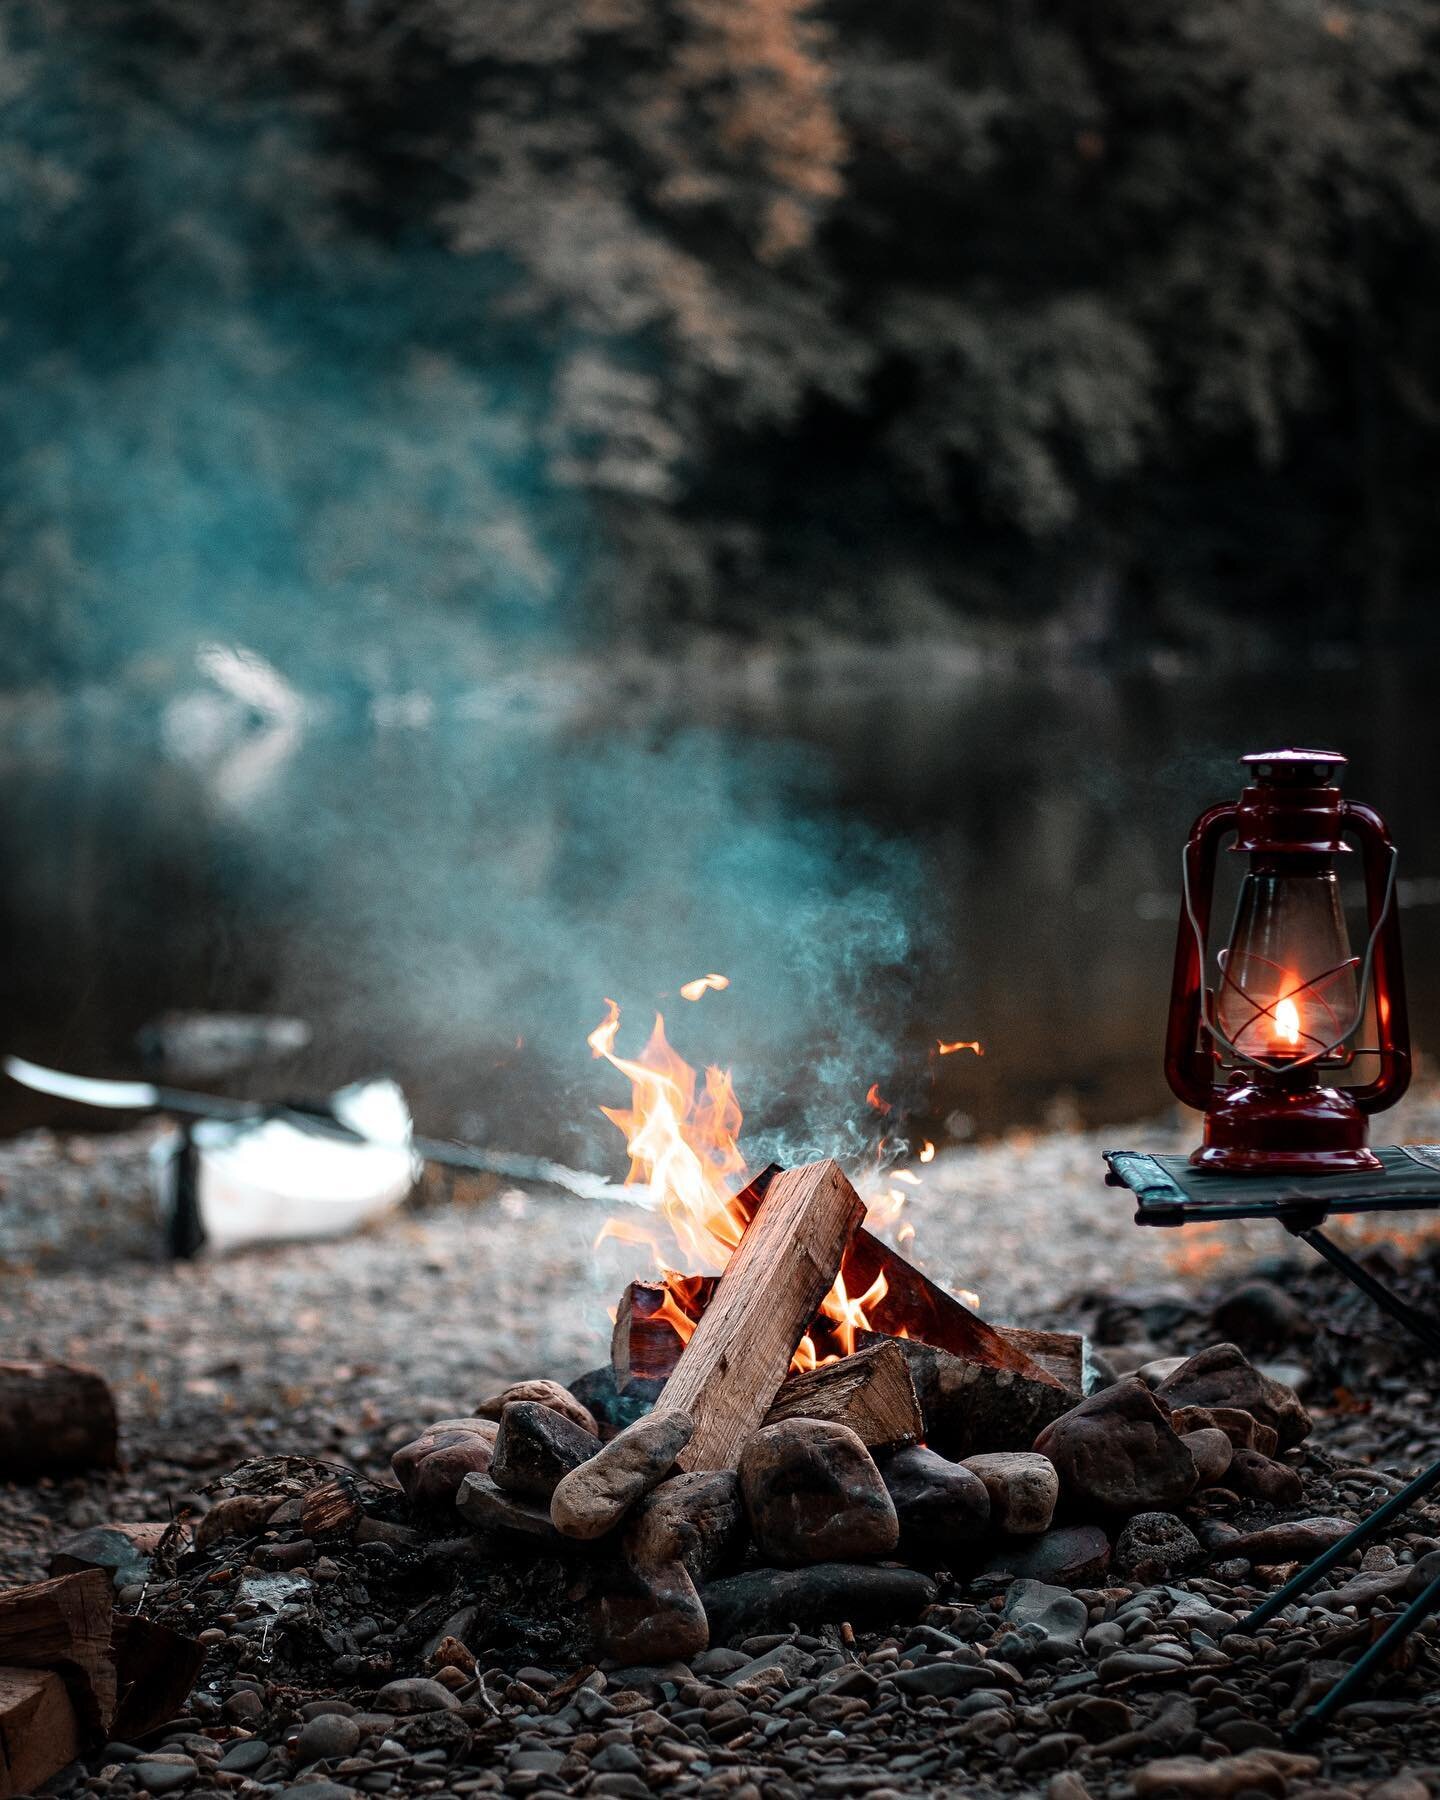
[610,1165,1067,1399]
[0,1362,118,1479]
[656,1159,867,1472]
[612,1277,718,1390]
[762,1340,922,1452]
[840,1228,1055,1376]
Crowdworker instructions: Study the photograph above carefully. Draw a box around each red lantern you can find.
[1165,749,1409,1173]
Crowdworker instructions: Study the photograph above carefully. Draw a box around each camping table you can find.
[1103,1146,1440,1742]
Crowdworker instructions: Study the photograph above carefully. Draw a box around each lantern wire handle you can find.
[1181,838,1398,1079]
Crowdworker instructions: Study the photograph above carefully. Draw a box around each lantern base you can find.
[1190,1079,1381,1176]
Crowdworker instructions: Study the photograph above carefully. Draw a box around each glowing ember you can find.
[680,972,731,1002]
[919,1140,935,1163]
[865,1082,892,1113]
[937,1039,984,1056]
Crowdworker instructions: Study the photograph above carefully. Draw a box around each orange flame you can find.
[938,1039,984,1056]
[590,1000,892,1371]
[588,999,748,1270]
[1273,990,1302,1048]
[680,972,731,1002]
[919,1141,935,1163]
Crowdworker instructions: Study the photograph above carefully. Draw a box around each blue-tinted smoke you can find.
[0,17,935,1167]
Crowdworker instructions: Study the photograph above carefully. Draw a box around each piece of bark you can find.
[0,1362,118,1479]
[858,1331,1074,1461]
[300,1478,362,1541]
[657,1159,866,1473]
[0,1668,81,1798]
[763,1341,923,1452]
[0,1571,115,1739]
[109,1615,205,1741]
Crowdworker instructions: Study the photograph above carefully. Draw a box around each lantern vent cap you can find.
[1241,749,1347,788]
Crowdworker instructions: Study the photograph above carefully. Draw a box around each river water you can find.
[3,643,1436,1159]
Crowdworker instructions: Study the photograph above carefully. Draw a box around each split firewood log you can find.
[0,1570,115,1739]
[110,1615,204,1740]
[862,1331,1075,1460]
[655,1159,867,1472]
[0,1668,81,1799]
[762,1341,923,1451]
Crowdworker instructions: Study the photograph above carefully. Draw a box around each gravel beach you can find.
[5,1103,1440,1798]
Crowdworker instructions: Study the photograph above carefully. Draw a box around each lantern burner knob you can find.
[1241,749,1347,787]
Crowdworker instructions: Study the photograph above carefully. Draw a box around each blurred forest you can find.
[3,0,1440,685]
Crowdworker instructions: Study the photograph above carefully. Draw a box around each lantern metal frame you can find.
[1164,750,1410,1174]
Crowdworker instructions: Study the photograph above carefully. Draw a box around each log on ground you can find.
[0,1362,118,1479]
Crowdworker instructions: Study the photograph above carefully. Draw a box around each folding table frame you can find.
[1103,1147,1440,1743]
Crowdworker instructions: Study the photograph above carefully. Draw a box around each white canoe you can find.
[150,1078,420,1253]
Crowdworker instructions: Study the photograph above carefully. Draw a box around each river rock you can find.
[1310,1547,1440,1613]
[590,1556,709,1662]
[1113,1511,1201,1581]
[194,1493,281,1551]
[455,1470,563,1541]
[391,1418,498,1506]
[1168,1405,1279,1457]
[373,1678,461,1714]
[1001,1578,1086,1659]
[961,1451,1059,1535]
[1033,1379,1198,1517]
[622,1470,746,1580]
[491,1400,600,1501]
[740,1419,899,1564]
[701,1561,936,1641]
[1154,1343,1311,1448]
[879,1443,988,1563]
[551,1409,694,1540]
[1178,1427,1233,1487]
[1225,1446,1303,1505]
[1131,1750,1319,1798]
[1210,1280,1312,1349]
[475,1378,599,1436]
[293,1713,361,1764]
[985,1524,1112,1586]
[50,1522,168,1589]
[1226,1516,1352,1561]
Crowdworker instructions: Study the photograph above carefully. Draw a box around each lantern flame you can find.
[1273,991,1302,1048]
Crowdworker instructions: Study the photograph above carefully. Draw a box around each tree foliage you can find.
[2,0,1439,676]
